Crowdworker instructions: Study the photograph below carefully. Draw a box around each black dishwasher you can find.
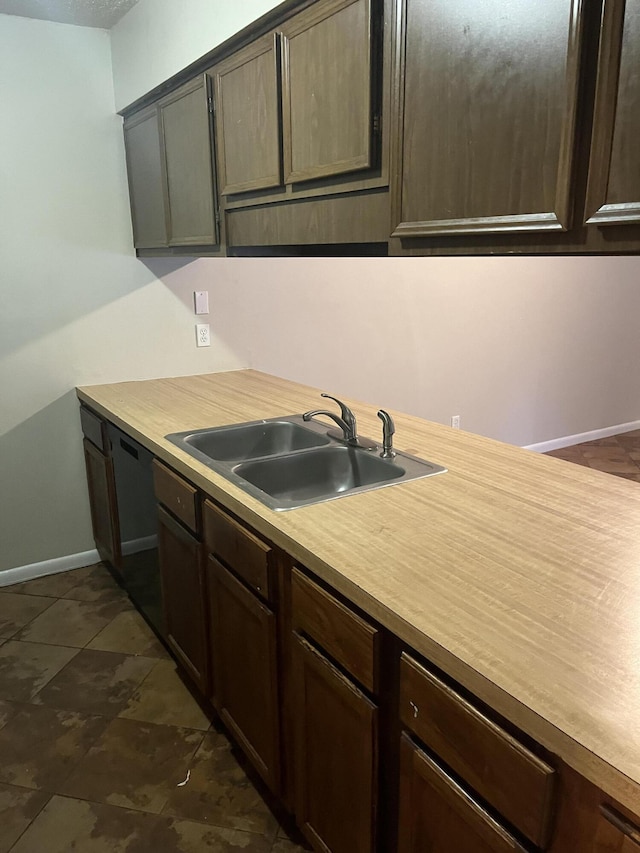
[107,424,162,635]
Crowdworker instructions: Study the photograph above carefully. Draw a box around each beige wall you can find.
[162,255,640,447]
[0,15,244,573]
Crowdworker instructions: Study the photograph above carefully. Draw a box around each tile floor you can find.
[0,564,307,852]
[544,429,640,482]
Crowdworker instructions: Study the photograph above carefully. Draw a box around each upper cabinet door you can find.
[211,34,282,196]
[123,105,168,249]
[585,0,640,226]
[159,76,218,246]
[280,0,374,184]
[391,0,586,238]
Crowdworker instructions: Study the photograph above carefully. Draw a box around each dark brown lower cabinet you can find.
[398,733,525,853]
[82,437,121,570]
[293,634,377,853]
[157,505,209,693]
[207,556,281,793]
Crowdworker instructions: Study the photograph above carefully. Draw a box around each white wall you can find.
[0,14,244,574]
[110,0,278,110]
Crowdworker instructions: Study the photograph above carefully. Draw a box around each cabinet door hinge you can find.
[373,113,381,135]
[214,209,221,226]
[207,96,215,115]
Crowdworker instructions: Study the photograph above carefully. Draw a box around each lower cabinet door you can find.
[293,634,377,853]
[208,556,281,793]
[157,506,209,693]
[83,438,121,570]
[398,733,526,853]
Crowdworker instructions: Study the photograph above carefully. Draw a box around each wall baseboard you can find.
[0,548,101,588]
[524,419,640,453]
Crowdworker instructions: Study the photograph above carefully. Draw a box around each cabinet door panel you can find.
[158,506,208,692]
[208,557,280,792]
[212,34,282,195]
[281,0,373,183]
[398,734,525,853]
[585,0,640,225]
[160,77,218,245]
[392,0,584,237]
[123,106,168,249]
[83,438,121,570]
[293,634,377,853]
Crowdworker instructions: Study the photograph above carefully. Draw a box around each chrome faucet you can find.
[303,393,359,444]
[377,410,396,458]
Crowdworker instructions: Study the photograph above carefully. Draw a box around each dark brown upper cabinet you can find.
[158,76,219,246]
[123,76,219,250]
[391,0,587,238]
[280,0,373,184]
[123,105,168,249]
[584,0,640,226]
[210,0,378,200]
[211,34,281,196]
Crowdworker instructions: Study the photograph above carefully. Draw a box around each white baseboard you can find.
[525,419,640,453]
[0,548,101,588]
[122,535,157,557]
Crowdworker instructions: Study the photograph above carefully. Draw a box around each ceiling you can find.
[0,0,140,28]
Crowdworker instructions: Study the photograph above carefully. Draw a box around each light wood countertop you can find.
[77,369,640,813]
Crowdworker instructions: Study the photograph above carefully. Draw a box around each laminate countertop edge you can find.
[77,369,640,814]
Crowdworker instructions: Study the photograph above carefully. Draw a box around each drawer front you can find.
[292,567,379,693]
[152,460,198,532]
[399,733,524,853]
[595,806,640,852]
[203,500,271,599]
[400,653,555,848]
[80,406,107,452]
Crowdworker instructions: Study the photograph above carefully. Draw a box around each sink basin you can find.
[167,416,329,463]
[236,445,405,506]
[166,415,446,511]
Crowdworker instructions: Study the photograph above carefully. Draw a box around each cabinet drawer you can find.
[595,805,640,851]
[203,500,271,600]
[399,653,555,848]
[152,460,198,532]
[292,567,379,693]
[80,406,108,452]
[399,733,524,853]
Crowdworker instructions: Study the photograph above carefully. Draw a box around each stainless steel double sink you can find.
[166,415,446,511]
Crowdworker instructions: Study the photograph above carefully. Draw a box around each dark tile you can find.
[15,598,126,648]
[0,699,20,731]
[60,717,204,814]
[0,783,50,853]
[0,592,55,638]
[33,649,156,716]
[0,704,107,792]
[64,565,128,605]
[0,641,78,702]
[272,840,310,853]
[87,609,169,659]
[163,730,278,838]
[7,567,99,598]
[120,659,210,730]
[10,795,273,852]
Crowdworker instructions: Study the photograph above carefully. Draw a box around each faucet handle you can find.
[320,393,356,430]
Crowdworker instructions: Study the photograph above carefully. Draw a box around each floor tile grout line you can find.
[6,790,53,853]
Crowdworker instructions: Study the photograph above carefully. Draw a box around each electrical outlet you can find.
[196,323,210,347]
[451,415,461,429]
[194,291,209,315]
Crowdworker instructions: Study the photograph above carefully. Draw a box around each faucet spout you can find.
[302,409,356,444]
[303,394,358,444]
